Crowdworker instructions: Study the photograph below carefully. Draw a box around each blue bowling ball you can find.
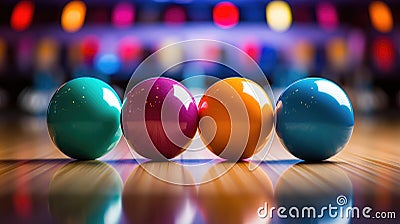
[275,78,354,161]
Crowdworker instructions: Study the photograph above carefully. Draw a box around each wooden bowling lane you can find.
[0,115,399,223]
[335,118,400,199]
[273,162,354,223]
[197,162,274,224]
[48,161,124,224]
[0,115,132,160]
[0,159,60,223]
[123,162,197,224]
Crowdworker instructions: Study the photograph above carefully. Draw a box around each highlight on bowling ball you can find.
[275,77,354,161]
[47,77,122,160]
[121,77,198,160]
[198,77,274,161]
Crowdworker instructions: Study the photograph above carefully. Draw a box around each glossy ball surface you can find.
[122,77,198,160]
[275,78,354,161]
[47,77,122,160]
[198,77,274,161]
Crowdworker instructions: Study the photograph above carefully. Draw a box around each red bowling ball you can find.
[121,77,198,160]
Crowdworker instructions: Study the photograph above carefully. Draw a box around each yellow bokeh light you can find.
[369,1,393,33]
[61,1,86,33]
[266,1,292,32]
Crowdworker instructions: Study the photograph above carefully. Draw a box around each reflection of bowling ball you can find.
[198,162,273,224]
[123,162,197,224]
[275,162,353,223]
[48,161,123,224]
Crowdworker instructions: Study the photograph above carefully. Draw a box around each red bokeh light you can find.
[11,1,35,31]
[118,37,142,62]
[243,41,261,62]
[213,2,239,29]
[164,6,186,26]
[81,36,100,64]
[372,37,395,72]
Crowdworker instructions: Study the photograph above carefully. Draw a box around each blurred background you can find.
[0,3,399,222]
[0,0,399,117]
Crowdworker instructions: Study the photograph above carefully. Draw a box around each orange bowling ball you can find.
[198,77,274,160]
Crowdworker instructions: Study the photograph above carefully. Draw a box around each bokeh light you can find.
[10,1,35,31]
[293,39,315,70]
[0,38,6,71]
[242,41,261,63]
[372,37,395,72]
[326,37,348,70]
[347,30,366,66]
[17,37,35,72]
[95,53,121,75]
[67,41,82,68]
[369,1,393,33]
[316,2,338,31]
[213,2,239,29]
[202,42,221,62]
[81,35,100,64]
[61,1,87,33]
[164,5,186,26]
[35,38,60,70]
[259,45,278,74]
[266,1,292,32]
[112,2,135,28]
[118,37,142,62]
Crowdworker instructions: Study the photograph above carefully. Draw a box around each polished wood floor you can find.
[0,115,399,223]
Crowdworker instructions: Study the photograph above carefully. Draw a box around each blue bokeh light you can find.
[95,53,121,75]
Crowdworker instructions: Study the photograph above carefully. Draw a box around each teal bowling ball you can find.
[47,77,122,160]
[275,78,354,161]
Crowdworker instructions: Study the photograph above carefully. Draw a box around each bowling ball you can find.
[198,77,274,161]
[47,77,122,160]
[122,77,198,160]
[275,78,354,161]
